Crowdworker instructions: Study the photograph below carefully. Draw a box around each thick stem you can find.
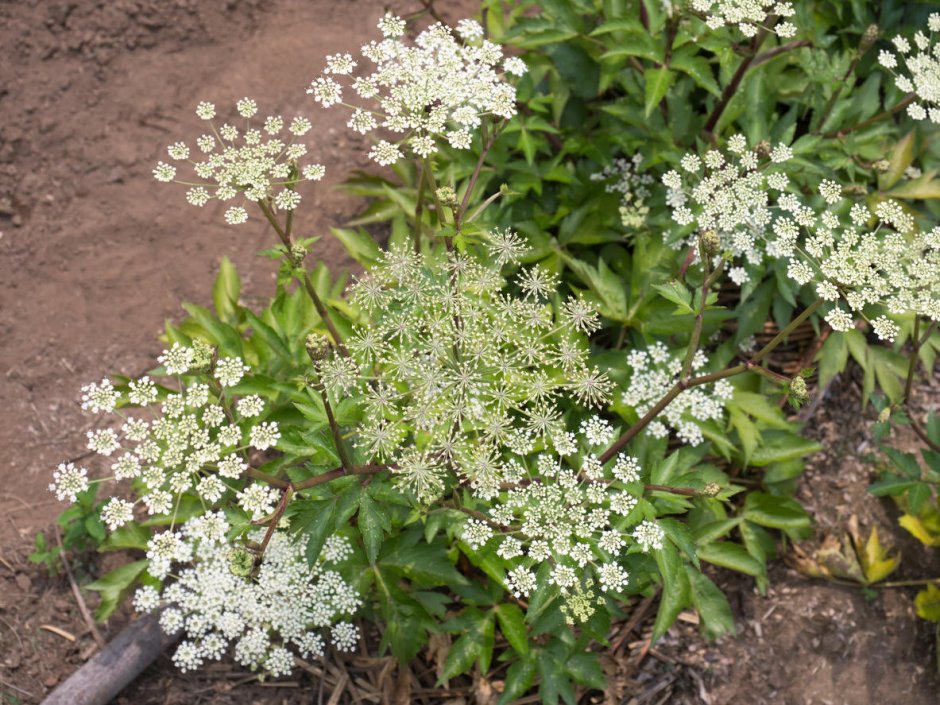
[247,467,290,489]
[250,484,294,575]
[414,159,426,255]
[316,381,354,472]
[904,317,921,403]
[703,24,773,135]
[293,464,387,491]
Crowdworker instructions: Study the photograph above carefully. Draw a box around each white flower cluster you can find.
[153,99,325,225]
[691,0,797,38]
[135,518,360,676]
[337,235,611,503]
[461,416,665,619]
[49,343,283,530]
[778,194,940,338]
[622,344,733,445]
[877,15,940,123]
[308,14,524,165]
[662,135,795,285]
[589,154,654,229]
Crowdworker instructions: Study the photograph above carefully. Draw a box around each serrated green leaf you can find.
[698,541,764,577]
[496,602,530,655]
[644,68,675,118]
[86,559,149,621]
[685,566,735,639]
[743,492,811,530]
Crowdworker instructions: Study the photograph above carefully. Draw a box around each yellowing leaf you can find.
[859,525,900,585]
[915,584,940,622]
[900,514,940,547]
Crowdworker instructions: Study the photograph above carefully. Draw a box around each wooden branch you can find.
[41,610,179,705]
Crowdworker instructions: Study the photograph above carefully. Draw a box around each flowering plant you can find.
[45,3,940,702]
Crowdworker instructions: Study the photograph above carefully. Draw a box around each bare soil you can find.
[1,1,939,703]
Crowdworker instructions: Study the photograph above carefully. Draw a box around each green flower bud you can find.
[227,547,255,577]
[700,229,721,255]
[790,375,808,403]
[860,24,879,53]
[305,332,333,362]
[703,482,722,497]
[435,186,458,208]
[190,340,215,370]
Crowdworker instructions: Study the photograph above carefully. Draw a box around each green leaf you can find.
[565,652,605,689]
[181,303,243,357]
[99,522,150,552]
[499,657,537,705]
[685,566,735,639]
[652,280,694,314]
[496,602,530,656]
[85,559,149,621]
[743,492,811,531]
[212,256,241,323]
[878,130,915,191]
[330,227,381,267]
[748,431,822,467]
[698,542,764,577]
[652,540,690,641]
[441,616,491,681]
[358,494,388,564]
[243,309,292,360]
[671,47,721,97]
[815,333,848,390]
[644,67,675,118]
[660,517,700,569]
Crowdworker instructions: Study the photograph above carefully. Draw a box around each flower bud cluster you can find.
[461,416,665,621]
[691,0,797,38]
[339,236,612,503]
[622,343,733,445]
[49,344,283,531]
[153,98,325,225]
[135,521,360,676]
[877,15,940,123]
[308,14,525,165]
[589,154,654,229]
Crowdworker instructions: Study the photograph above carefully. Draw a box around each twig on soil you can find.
[54,525,106,649]
[39,624,77,642]
[0,677,37,700]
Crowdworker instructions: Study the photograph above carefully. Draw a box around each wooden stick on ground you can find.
[40,609,178,705]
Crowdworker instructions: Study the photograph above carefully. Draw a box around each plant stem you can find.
[455,119,504,233]
[600,299,824,463]
[644,484,700,497]
[823,95,915,139]
[703,23,773,135]
[293,464,387,492]
[315,379,354,472]
[751,39,812,67]
[251,484,294,575]
[414,159,426,255]
[256,200,349,357]
[248,468,290,489]
[904,317,921,403]
[680,245,719,381]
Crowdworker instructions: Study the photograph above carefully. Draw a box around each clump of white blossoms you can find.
[153,98,325,225]
[775,192,940,338]
[329,233,612,503]
[461,416,664,621]
[48,343,285,531]
[589,154,654,229]
[622,343,733,445]
[135,517,360,677]
[662,134,796,285]
[308,14,524,165]
[690,0,797,39]
[877,14,940,123]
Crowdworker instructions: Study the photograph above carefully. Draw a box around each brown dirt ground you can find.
[1,1,939,703]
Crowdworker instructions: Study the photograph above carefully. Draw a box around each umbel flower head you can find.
[662,134,796,285]
[878,14,940,123]
[49,343,283,532]
[461,415,665,623]
[308,14,525,165]
[590,154,654,230]
[690,0,797,39]
[153,98,325,225]
[776,193,940,339]
[622,343,733,445]
[325,232,611,503]
[135,519,360,677]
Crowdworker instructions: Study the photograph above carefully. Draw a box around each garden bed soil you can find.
[2,1,939,703]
